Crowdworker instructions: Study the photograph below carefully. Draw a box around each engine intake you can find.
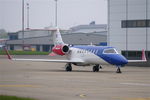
[52,45,69,55]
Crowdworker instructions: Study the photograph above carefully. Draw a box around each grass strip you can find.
[0,95,37,100]
[0,50,49,55]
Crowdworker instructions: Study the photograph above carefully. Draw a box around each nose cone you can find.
[113,55,128,65]
[103,54,128,66]
[119,55,128,65]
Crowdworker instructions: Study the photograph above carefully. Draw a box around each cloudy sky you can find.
[0,0,107,32]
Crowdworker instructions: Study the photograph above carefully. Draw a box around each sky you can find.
[0,0,107,32]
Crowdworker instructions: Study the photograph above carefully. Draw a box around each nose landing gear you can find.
[116,66,122,73]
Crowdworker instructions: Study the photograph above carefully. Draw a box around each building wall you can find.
[148,0,150,50]
[108,0,127,52]
[127,0,147,50]
[108,0,150,66]
[70,24,107,34]
[6,33,106,52]
[108,0,150,51]
[18,30,51,39]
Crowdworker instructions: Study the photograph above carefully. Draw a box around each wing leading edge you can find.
[11,58,84,63]
[4,47,84,63]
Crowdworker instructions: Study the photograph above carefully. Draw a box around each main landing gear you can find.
[65,63,72,71]
[116,66,122,73]
[93,64,102,72]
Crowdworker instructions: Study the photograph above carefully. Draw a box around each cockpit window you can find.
[103,48,118,54]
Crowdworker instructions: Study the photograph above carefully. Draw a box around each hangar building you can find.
[108,0,150,61]
[6,24,107,52]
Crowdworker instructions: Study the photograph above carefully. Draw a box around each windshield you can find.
[103,48,118,54]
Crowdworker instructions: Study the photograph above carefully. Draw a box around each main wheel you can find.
[99,65,102,69]
[65,63,72,72]
[93,65,99,72]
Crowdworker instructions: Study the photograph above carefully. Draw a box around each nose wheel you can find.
[116,67,122,73]
[65,63,72,71]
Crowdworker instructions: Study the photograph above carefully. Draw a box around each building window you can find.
[99,42,107,46]
[42,45,50,52]
[10,45,14,50]
[121,51,142,60]
[36,45,40,51]
[9,35,18,40]
[128,51,136,57]
[148,51,150,59]
[147,20,150,27]
[122,20,150,28]
[136,20,146,27]
[127,20,137,27]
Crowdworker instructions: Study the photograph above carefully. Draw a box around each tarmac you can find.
[0,55,150,100]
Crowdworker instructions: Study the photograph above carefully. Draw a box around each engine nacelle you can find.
[52,45,69,55]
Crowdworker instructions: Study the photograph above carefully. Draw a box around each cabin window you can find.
[96,50,98,54]
[103,48,118,54]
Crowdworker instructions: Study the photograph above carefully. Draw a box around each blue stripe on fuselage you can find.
[72,45,112,61]
[72,45,110,55]
[72,45,113,54]
[72,45,128,66]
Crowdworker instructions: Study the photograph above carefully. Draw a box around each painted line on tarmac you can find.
[0,84,39,88]
[113,97,150,100]
[123,97,150,100]
[120,83,150,87]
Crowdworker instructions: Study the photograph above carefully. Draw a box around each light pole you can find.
[26,3,30,29]
[55,0,58,27]
[22,0,25,50]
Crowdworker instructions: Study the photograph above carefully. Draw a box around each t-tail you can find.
[51,28,65,46]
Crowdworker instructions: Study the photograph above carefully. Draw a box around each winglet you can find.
[4,47,12,60]
[142,49,147,61]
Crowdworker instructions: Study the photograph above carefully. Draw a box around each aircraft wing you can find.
[4,47,84,63]
[127,49,147,63]
[128,60,147,63]
[11,58,84,63]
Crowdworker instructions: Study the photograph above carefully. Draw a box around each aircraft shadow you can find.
[25,69,115,73]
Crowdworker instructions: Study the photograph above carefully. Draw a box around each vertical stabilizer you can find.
[51,28,64,46]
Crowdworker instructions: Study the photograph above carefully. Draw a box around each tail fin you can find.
[51,28,64,46]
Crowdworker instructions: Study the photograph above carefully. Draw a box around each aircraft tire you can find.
[99,65,102,69]
[93,65,99,72]
[116,67,122,73]
[65,64,72,72]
